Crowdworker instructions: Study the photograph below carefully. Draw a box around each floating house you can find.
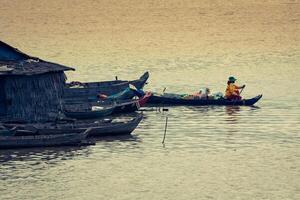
[0,41,74,122]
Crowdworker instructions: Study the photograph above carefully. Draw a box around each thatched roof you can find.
[0,41,74,76]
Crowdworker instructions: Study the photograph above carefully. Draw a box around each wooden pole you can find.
[162,116,168,144]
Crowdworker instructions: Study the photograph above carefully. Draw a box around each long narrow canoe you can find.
[147,94,262,106]
[3,113,143,137]
[63,72,149,103]
[0,129,90,149]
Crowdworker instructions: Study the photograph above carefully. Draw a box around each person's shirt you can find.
[225,83,239,97]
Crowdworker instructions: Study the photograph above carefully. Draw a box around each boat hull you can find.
[0,132,87,149]
[147,94,262,106]
[63,93,151,118]
[63,72,149,104]
[64,106,114,119]
[3,114,143,138]
[86,114,143,137]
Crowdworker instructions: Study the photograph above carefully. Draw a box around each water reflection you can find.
[0,146,92,182]
[0,134,142,164]
[0,145,92,164]
[186,105,213,113]
[90,134,144,157]
[224,106,241,124]
[0,134,144,182]
[92,134,141,142]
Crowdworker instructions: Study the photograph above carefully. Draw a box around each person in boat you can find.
[225,76,245,100]
[195,88,210,99]
[184,88,210,99]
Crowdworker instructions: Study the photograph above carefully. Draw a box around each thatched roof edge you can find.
[0,40,33,60]
[0,40,75,76]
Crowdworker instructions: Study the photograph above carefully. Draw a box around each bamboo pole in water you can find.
[162,116,168,144]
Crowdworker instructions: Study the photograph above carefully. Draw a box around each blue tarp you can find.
[0,41,31,61]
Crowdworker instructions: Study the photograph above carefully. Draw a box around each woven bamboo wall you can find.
[4,72,66,122]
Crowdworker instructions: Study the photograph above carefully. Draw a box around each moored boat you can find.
[84,113,143,137]
[0,129,91,149]
[3,113,143,137]
[63,72,149,103]
[66,71,149,89]
[147,93,262,106]
[64,92,152,118]
[64,105,115,119]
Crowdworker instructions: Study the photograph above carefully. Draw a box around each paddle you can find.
[232,85,245,105]
[239,85,245,95]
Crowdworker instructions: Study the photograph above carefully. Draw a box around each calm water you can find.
[0,0,300,199]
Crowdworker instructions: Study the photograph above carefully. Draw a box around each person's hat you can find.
[228,76,237,82]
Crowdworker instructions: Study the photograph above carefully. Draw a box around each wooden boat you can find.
[64,92,152,119]
[64,86,141,105]
[103,87,136,101]
[63,100,138,118]
[0,129,91,149]
[147,94,262,106]
[84,114,143,137]
[66,72,149,88]
[64,106,114,119]
[63,72,149,103]
[3,113,143,137]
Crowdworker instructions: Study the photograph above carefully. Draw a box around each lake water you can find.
[0,0,300,199]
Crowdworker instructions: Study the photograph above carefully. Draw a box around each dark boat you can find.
[66,71,149,89]
[102,87,136,101]
[84,114,143,137]
[3,113,143,137]
[0,129,90,149]
[64,92,152,118]
[64,106,114,119]
[147,94,263,106]
[63,100,138,118]
[63,72,149,104]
